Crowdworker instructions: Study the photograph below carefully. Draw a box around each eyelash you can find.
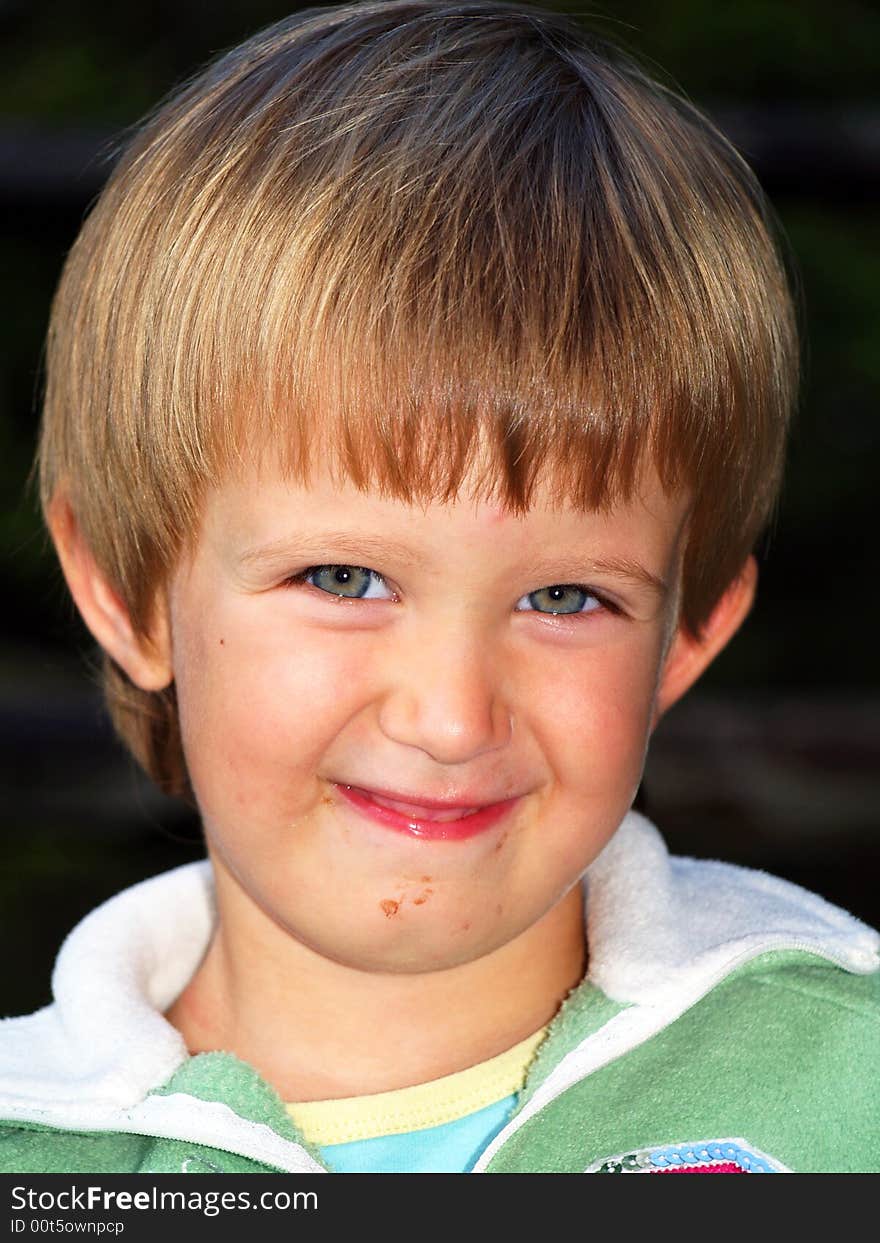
[283,565,621,618]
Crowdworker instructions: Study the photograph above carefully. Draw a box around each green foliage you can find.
[579,0,880,101]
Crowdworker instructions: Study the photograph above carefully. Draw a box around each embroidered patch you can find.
[585,1138,790,1174]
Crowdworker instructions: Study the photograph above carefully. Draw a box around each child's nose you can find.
[376,621,513,765]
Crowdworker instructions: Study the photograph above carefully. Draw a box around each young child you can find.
[1,0,877,1175]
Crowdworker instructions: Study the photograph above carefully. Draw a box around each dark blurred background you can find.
[2,0,878,1017]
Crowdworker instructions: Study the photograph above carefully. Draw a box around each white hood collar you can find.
[585,811,878,1002]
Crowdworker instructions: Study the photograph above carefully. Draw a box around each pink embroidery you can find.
[653,1162,745,1174]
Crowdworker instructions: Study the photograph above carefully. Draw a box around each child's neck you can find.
[165,873,586,1103]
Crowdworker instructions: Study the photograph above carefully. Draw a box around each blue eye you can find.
[516,584,602,615]
[297,565,392,599]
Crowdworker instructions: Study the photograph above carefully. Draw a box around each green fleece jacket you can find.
[1,813,878,1174]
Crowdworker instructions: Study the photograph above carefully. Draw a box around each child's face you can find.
[159,455,693,973]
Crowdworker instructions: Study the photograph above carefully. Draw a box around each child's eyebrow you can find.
[236,534,669,600]
[558,557,669,600]
[236,533,428,573]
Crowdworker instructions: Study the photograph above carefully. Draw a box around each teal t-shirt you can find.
[320,1093,516,1172]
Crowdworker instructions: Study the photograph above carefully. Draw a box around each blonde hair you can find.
[36,0,798,800]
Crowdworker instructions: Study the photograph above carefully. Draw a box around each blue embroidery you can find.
[585,1137,789,1174]
[648,1140,777,1172]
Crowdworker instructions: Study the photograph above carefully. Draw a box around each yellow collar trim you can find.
[284,1026,547,1146]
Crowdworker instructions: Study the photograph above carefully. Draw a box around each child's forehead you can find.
[200,454,690,569]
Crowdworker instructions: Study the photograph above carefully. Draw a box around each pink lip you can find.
[333,783,519,841]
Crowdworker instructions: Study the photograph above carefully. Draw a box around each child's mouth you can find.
[333,783,519,840]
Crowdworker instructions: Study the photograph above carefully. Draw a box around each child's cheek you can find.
[174,593,373,830]
[539,637,659,773]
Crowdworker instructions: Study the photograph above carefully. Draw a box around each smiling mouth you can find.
[355,790,482,822]
[333,783,519,840]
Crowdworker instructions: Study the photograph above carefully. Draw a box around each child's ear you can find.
[652,554,758,728]
[46,493,173,692]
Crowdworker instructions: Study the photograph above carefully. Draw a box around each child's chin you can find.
[301,918,506,976]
